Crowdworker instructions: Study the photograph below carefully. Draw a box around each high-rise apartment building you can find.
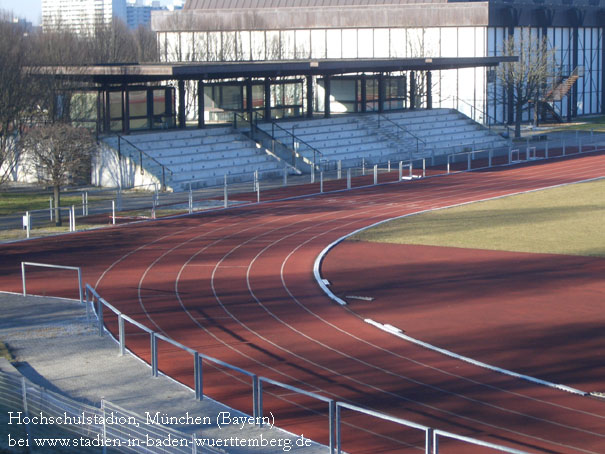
[42,0,127,33]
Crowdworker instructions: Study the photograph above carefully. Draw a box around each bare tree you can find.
[21,124,96,226]
[497,35,556,138]
[0,12,42,185]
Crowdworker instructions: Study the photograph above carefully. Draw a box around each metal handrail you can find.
[375,111,427,151]
[115,134,173,191]
[455,97,512,137]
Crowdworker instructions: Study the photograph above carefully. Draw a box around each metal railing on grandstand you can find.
[17,263,542,454]
[6,130,604,242]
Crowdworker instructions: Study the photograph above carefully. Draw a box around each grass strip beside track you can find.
[352,178,605,257]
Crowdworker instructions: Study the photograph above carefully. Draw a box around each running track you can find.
[1,153,604,453]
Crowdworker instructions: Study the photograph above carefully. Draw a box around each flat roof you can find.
[36,56,517,84]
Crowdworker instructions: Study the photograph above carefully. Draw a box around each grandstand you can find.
[98,108,510,191]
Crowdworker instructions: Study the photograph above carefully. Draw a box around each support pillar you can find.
[265,78,272,121]
[507,26,515,126]
[409,71,416,110]
[426,71,432,109]
[570,26,579,120]
[306,75,313,118]
[378,73,385,113]
[146,89,153,130]
[324,75,331,118]
[360,74,367,113]
[103,85,110,133]
[246,78,254,121]
[197,80,205,129]
[122,84,129,134]
[178,79,186,129]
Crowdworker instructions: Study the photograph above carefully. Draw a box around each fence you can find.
[7,130,605,241]
[11,264,535,454]
[0,369,223,454]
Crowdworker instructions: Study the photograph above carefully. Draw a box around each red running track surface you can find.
[1,153,604,453]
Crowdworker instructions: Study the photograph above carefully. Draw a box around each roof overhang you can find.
[33,56,517,85]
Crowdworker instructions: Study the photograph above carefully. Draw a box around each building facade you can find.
[151,0,605,125]
[42,0,127,32]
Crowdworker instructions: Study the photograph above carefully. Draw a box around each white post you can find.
[25,211,30,239]
[409,160,413,179]
[388,160,391,172]
[337,160,342,179]
[82,193,86,216]
[256,182,260,203]
[224,175,229,208]
[447,155,450,174]
[467,153,471,171]
[422,158,426,178]
[68,206,73,232]
[85,192,88,216]
[373,164,378,185]
[311,164,315,183]
[71,205,76,232]
[112,200,116,225]
[398,161,403,181]
[545,142,549,159]
[283,167,287,186]
[189,187,193,214]
[488,150,492,167]
[49,196,53,221]
[362,158,366,176]
[320,171,324,193]
[347,168,351,189]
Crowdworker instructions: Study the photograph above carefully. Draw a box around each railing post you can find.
[508,146,512,164]
[433,430,439,454]
[21,262,26,297]
[49,196,53,221]
[545,142,549,159]
[189,187,193,214]
[362,158,366,176]
[387,160,391,173]
[151,332,158,377]
[118,315,125,356]
[447,155,450,174]
[320,171,324,193]
[409,160,413,179]
[422,158,426,178]
[467,153,471,171]
[283,167,288,186]
[329,400,336,454]
[77,268,83,305]
[194,352,203,400]
[25,211,30,239]
[21,377,32,450]
[112,201,116,225]
[224,175,228,208]
[253,375,260,421]
[347,168,351,189]
[311,162,315,184]
[398,161,403,181]
[488,149,493,167]
[373,164,378,185]
[426,428,434,454]
[161,166,166,192]
[97,298,104,336]
[336,404,342,454]
[337,160,342,179]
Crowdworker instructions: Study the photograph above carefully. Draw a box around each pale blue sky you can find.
[0,0,41,24]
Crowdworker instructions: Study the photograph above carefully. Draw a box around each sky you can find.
[0,0,41,24]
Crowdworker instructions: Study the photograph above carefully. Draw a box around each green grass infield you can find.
[352,178,605,258]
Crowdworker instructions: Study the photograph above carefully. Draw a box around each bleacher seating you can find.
[99,109,510,192]
[101,127,287,191]
[257,108,510,167]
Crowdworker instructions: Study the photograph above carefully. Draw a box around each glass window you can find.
[281,30,295,60]
[342,29,357,58]
[295,29,311,59]
[193,32,207,61]
[390,29,406,58]
[358,29,373,58]
[266,31,281,60]
[326,29,342,59]
[222,32,236,61]
[311,29,326,59]
[251,31,265,60]
[208,32,221,61]
[237,31,251,61]
[374,28,389,58]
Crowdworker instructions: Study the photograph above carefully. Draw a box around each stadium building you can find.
[151,0,605,125]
